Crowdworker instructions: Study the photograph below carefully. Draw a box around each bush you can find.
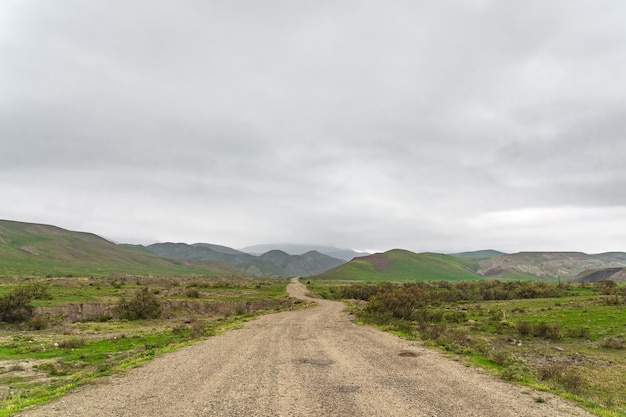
[117,287,162,320]
[602,334,625,350]
[184,288,201,298]
[56,337,86,350]
[0,286,35,323]
[517,321,532,337]
[566,325,591,339]
[29,315,49,330]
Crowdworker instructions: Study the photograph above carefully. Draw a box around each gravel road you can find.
[17,278,594,417]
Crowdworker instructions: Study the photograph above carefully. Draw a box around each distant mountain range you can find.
[238,244,368,261]
[1,219,625,281]
[144,243,345,277]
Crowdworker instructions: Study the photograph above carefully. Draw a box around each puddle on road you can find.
[338,385,360,393]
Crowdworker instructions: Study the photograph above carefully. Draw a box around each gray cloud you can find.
[2,1,626,253]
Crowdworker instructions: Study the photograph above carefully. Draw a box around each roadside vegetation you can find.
[309,279,626,417]
[0,275,300,416]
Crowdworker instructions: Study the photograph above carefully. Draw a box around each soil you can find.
[16,278,594,417]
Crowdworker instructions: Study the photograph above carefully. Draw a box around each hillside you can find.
[314,249,483,281]
[477,252,626,280]
[0,220,235,277]
[571,267,626,283]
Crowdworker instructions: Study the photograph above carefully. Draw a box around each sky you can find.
[1,1,626,254]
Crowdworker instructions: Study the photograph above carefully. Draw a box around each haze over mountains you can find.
[1,219,625,281]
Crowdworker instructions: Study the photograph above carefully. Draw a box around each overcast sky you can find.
[2,1,626,254]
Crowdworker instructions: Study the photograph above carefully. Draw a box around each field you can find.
[308,280,626,417]
[0,275,300,416]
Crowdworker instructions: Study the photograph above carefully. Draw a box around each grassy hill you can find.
[314,249,483,281]
[0,220,236,277]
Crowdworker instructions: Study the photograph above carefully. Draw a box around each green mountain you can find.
[0,220,235,277]
[145,242,284,277]
[314,249,483,281]
[258,250,345,276]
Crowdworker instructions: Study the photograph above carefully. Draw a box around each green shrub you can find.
[0,286,35,323]
[537,363,588,394]
[566,325,591,339]
[517,321,532,337]
[28,314,49,330]
[184,288,201,298]
[117,287,162,320]
[56,337,86,350]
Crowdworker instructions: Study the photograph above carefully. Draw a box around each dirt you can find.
[16,278,595,417]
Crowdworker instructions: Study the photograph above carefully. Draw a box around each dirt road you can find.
[18,278,593,417]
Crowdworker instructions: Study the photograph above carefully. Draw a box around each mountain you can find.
[314,249,483,281]
[239,244,368,261]
[145,243,346,277]
[476,252,626,280]
[144,242,283,277]
[450,249,507,261]
[259,250,345,276]
[0,220,236,277]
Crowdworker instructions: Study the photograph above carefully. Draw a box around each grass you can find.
[0,275,303,416]
[309,279,626,417]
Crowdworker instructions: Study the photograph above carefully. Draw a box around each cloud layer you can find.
[2,1,626,253]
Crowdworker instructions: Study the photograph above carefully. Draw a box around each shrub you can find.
[489,348,514,366]
[532,321,550,338]
[0,286,35,323]
[56,337,86,350]
[537,363,588,394]
[517,321,532,337]
[602,334,625,350]
[29,315,49,330]
[184,288,201,298]
[566,325,591,339]
[117,287,162,320]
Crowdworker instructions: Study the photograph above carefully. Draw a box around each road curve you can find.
[18,278,593,417]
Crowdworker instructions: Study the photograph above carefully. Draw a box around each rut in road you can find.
[17,278,594,417]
